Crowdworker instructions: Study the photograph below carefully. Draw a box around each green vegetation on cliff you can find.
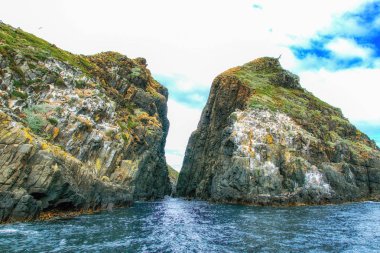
[223,57,378,159]
[168,165,179,184]
[0,23,94,74]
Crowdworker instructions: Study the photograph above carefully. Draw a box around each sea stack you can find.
[0,23,171,222]
[177,57,380,205]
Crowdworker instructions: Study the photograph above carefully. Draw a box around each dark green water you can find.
[0,198,379,252]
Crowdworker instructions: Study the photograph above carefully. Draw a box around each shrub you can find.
[118,121,128,131]
[129,67,141,78]
[55,106,63,115]
[10,65,25,79]
[27,78,42,85]
[11,90,28,99]
[13,80,25,88]
[55,77,65,87]
[68,97,77,105]
[23,104,51,133]
[121,132,129,142]
[127,118,139,129]
[47,117,59,126]
[75,80,86,88]
[24,110,47,133]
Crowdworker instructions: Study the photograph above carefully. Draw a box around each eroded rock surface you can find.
[0,23,170,222]
[0,111,132,222]
[177,57,380,205]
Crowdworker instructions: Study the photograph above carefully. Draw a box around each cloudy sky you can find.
[1,0,379,170]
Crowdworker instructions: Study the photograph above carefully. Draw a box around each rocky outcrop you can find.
[0,111,132,222]
[0,23,171,222]
[167,165,179,195]
[177,57,380,205]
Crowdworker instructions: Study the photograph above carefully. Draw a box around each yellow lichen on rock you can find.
[265,134,274,144]
[41,142,49,150]
[52,127,60,139]
[23,128,34,143]
[95,158,102,172]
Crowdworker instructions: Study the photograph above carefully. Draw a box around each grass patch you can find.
[23,104,52,133]
[0,23,96,74]
[47,117,59,126]
[55,77,65,87]
[24,110,47,133]
[11,90,27,99]
[167,165,179,183]
[227,57,354,142]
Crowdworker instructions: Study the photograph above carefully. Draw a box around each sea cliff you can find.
[177,57,380,205]
[0,23,171,222]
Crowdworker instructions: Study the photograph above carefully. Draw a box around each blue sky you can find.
[288,1,380,147]
[1,0,379,170]
[356,124,380,145]
[291,1,380,70]
[155,75,208,109]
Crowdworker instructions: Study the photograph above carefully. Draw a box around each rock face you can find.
[0,111,132,222]
[167,165,179,196]
[177,57,380,205]
[0,23,171,222]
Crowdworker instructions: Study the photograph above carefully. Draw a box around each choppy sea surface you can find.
[0,198,379,252]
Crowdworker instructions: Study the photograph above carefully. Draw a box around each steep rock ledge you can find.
[177,57,380,205]
[0,23,171,221]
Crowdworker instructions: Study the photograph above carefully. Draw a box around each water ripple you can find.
[0,198,379,252]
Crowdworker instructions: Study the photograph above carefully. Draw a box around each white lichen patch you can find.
[232,110,314,154]
[230,109,316,172]
[261,161,280,176]
[305,167,331,194]
[44,59,86,82]
[230,109,334,194]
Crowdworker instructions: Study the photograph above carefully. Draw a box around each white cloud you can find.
[189,94,204,103]
[375,16,380,27]
[325,38,373,59]
[251,0,370,44]
[299,68,380,124]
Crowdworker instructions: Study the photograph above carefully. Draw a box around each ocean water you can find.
[0,198,379,252]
